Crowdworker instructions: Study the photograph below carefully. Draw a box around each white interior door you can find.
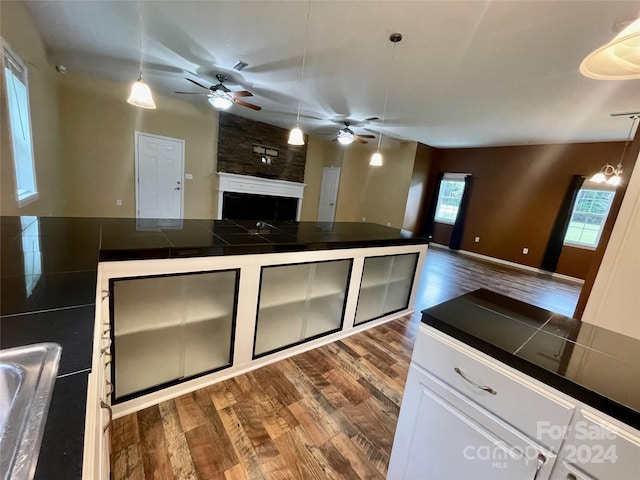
[317,167,340,222]
[135,132,185,221]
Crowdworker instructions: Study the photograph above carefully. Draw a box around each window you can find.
[434,176,466,223]
[3,43,38,206]
[564,188,615,248]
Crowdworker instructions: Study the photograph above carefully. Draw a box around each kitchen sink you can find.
[0,343,61,480]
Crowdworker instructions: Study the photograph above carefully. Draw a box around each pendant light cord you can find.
[295,0,312,125]
[137,1,144,80]
[376,41,399,151]
[618,115,639,166]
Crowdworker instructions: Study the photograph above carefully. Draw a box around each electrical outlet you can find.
[386,222,391,227]
[523,247,529,254]
[474,236,480,243]
[362,217,366,222]
[185,173,193,180]
[116,200,122,206]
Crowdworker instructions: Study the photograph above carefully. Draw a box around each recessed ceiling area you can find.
[24,0,640,148]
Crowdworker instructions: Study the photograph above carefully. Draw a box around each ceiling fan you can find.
[336,122,375,145]
[175,74,261,111]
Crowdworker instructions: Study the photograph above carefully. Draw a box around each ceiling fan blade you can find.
[174,91,210,95]
[185,77,211,90]
[233,98,262,111]
[231,90,253,98]
[356,134,376,139]
[355,137,368,144]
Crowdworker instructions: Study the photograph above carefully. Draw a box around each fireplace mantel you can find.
[217,172,306,220]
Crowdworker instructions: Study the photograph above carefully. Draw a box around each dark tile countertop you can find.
[0,215,428,479]
[422,289,640,430]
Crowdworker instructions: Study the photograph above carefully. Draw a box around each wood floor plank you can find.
[192,388,240,471]
[184,424,226,480]
[111,443,146,480]
[207,382,237,411]
[110,412,140,453]
[159,401,199,480]
[330,432,385,480]
[137,405,174,480]
[272,428,331,480]
[224,463,249,480]
[174,394,208,433]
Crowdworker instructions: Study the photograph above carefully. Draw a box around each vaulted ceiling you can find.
[23,0,640,148]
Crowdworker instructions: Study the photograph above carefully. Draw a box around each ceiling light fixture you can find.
[337,130,354,145]
[590,114,639,186]
[370,33,402,166]
[580,18,640,80]
[208,92,233,110]
[127,1,156,109]
[288,0,311,146]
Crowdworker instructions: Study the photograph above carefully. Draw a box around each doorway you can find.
[317,167,341,222]
[135,132,185,221]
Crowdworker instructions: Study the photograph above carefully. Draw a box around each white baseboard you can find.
[429,243,585,284]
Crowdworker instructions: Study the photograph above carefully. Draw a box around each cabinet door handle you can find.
[100,400,113,433]
[566,474,576,480]
[532,453,546,480]
[453,367,497,395]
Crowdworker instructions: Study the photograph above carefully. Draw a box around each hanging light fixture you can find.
[370,33,402,166]
[589,114,639,186]
[127,1,156,109]
[208,92,233,110]
[337,130,355,145]
[580,18,640,80]
[288,1,311,145]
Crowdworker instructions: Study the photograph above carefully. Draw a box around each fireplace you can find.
[217,172,306,221]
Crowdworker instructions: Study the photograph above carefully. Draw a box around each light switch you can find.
[522,248,529,254]
[185,174,193,180]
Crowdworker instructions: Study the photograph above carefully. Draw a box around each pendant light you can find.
[127,1,156,109]
[589,114,639,186]
[370,33,402,166]
[580,18,640,80]
[288,0,311,146]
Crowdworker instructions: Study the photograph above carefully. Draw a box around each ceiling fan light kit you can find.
[209,93,233,110]
[580,17,640,79]
[337,130,355,145]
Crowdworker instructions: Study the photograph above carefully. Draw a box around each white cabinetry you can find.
[389,325,571,479]
[390,325,640,480]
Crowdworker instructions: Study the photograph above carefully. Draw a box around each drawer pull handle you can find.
[454,367,497,395]
[566,475,576,480]
[532,453,546,480]
[100,400,113,433]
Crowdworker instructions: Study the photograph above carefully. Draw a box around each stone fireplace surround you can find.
[217,172,306,221]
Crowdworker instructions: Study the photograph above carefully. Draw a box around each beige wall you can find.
[57,73,219,218]
[300,136,344,221]
[334,141,417,229]
[1,0,63,216]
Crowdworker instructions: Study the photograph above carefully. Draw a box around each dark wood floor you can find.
[110,247,582,480]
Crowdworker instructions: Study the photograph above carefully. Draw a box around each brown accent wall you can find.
[217,113,307,182]
[421,142,632,279]
[402,143,439,232]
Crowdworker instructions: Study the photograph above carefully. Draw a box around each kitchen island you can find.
[0,216,428,480]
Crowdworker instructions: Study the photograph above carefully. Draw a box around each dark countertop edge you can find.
[422,315,640,431]
[98,237,429,261]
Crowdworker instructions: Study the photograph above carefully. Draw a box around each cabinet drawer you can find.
[414,326,575,452]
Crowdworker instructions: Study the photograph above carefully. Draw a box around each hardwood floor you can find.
[110,247,583,480]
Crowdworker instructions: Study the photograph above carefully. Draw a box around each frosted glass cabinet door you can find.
[182,271,238,377]
[112,276,183,399]
[305,260,351,339]
[355,253,418,325]
[111,269,239,400]
[254,259,351,357]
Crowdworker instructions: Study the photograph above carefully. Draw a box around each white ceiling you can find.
[23,0,640,148]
